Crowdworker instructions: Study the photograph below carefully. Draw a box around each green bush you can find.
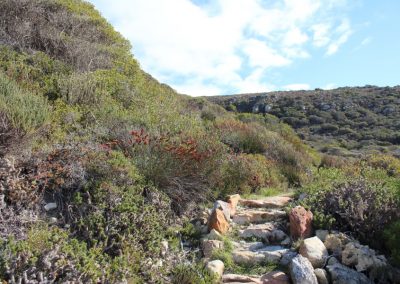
[0,73,50,132]
[384,221,400,266]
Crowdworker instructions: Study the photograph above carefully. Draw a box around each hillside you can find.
[0,0,399,283]
[208,86,400,157]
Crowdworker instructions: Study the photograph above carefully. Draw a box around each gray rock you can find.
[280,250,298,266]
[206,260,224,279]
[327,257,339,265]
[213,200,231,221]
[341,242,387,272]
[314,268,329,284]
[326,263,372,284]
[299,236,328,268]
[289,255,318,284]
[316,230,329,242]
[44,202,57,211]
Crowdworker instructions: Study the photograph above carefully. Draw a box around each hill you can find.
[208,86,400,157]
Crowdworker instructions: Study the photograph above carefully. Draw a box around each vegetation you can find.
[209,86,400,157]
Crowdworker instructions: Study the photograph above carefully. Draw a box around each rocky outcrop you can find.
[289,206,313,240]
[299,236,328,268]
[289,255,318,284]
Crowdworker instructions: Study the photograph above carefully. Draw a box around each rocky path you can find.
[200,194,397,284]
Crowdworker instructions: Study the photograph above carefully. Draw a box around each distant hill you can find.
[207,86,400,157]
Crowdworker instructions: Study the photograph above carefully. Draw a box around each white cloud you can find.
[283,83,311,91]
[89,0,354,96]
[323,83,336,89]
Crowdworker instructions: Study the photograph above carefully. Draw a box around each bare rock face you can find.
[239,196,292,209]
[208,208,229,234]
[202,240,224,258]
[233,209,286,225]
[299,236,328,268]
[206,260,224,280]
[341,242,387,273]
[289,255,318,284]
[289,206,313,240]
[326,263,371,284]
[227,194,241,216]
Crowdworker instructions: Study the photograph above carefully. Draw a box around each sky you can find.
[88,0,400,96]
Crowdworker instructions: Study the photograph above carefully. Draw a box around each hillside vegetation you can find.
[208,86,400,157]
[0,0,318,282]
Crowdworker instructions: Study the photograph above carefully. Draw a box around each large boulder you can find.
[289,255,318,284]
[202,240,224,258]
[326,263,371,284]
[227,194,241,216]
[206,260,224,280]
[299,236,328,268]
[341,242,387,273]
[289,206,313,240]
[208,208,229,234]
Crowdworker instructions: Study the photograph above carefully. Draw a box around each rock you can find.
[314,268,329,284]
[289,206,313,240]
[49,217,58,224]
[239,223,288,244]
[280,250,298,267]
[232,246,288,265]
[327,257,339,265]
[160,240,168,257]
[206,260,224,279]
[202,240,224,258]
[227,194,241,216]
[207,229,223,240]
[326,263,371,284]
[341,242,387,272]
[233,209,286,225]
[44,202,57,211]
[299,236,328,268]
[260,271,290,284]
[208,208,229,234]
[222,274,261,283]
[289,255,318,284]
[214,200,231,221]
[324,233,351,257]
[316,230,329,242]
[233,241,265,251]
[280,237,291,246]
[239,196,292,209]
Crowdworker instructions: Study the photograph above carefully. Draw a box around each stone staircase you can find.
[200,194,395,284]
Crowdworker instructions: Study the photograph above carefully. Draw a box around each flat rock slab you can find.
[223,274,261,284]
[232,245,289,265]
[239,223,289,244]
[240,196,292,209]
[233,209,286,225]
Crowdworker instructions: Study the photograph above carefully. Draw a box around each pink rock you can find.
[261,271,290,284]
[289,206,313,240]
[227,194,241,216]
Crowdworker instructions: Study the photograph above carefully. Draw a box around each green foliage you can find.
[171,263,217,284]
[384,221,400,265]
[0,72,50,132]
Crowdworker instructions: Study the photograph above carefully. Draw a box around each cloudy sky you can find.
[88,0,400,96]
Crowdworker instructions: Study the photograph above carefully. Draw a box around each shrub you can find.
[384,221,400,265]
[366,154,400,177]
[0,73,50,133]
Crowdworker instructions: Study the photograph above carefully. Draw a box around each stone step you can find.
[238,223,290,245]
[232,244,289,266]
[222,271,289,284]
[232,209,286,225]
[239,196,292,209]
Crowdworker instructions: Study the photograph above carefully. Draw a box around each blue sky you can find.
[88,0,400,96]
